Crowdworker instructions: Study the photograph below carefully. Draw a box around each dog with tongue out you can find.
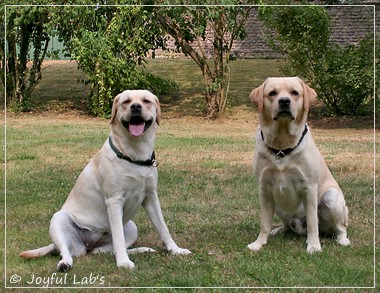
[115,91,157,138]
[110,90,160,165]
[20,89,191,271]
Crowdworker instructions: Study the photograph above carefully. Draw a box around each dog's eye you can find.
[143,99,151,104]
[122,99,131,104]
[268,90,277,97]
[291,90,299,96]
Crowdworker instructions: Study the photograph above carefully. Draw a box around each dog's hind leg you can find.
[49,211,86,272]
[124,221,157,254]
[318,188,350,246]
[90,221,156,254]
[89,241,113,254]
[270,210,291,236]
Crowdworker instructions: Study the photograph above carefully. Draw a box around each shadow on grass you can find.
[308,109,375,130]
[6,59,374,130]
[30,60,91,115]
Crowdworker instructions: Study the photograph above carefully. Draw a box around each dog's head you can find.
[250,77,317,125]
[110,90,161,137]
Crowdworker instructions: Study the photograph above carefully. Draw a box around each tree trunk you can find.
[157,14,224,119]
[27,24,49,104]
[206,18,229,119]
[6,8,50,111]
[156,12,239,119]
[204,73,224,119]
[205,90,222,119]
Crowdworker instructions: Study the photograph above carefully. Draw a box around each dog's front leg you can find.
[303,187,321,254]
[106,198,134,269]
[143,193,191,255]
[247,191,274,252]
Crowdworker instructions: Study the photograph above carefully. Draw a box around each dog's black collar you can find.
[109,136,158,167]
[261,125,308,158]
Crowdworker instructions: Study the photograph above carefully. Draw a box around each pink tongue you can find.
[129,123,145,137]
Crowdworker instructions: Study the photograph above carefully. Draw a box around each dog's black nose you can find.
[278,97,291,109]
[131,103,142,114]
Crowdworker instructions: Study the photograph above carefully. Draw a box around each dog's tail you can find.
[19,243,57,259]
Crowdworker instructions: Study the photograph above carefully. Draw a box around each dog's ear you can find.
[250,83,265,112]
[154,95,161,125]
[300,78,317,112]
[110,94,121,124]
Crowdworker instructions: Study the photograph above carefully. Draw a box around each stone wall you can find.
[154,5,377,59]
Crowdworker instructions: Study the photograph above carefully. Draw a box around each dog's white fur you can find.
[20,90,191,271]
[247,77,350,254]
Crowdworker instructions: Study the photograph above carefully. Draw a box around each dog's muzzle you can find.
[274,97,294,120]
[122,104,153,137]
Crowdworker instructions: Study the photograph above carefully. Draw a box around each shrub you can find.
[61,5,175,118]
[259,5,378,116]
[314,37,377,116]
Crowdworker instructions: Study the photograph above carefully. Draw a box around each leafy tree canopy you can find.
[259,4,377,116]
[57,1,171,117]
[156,0,256,118]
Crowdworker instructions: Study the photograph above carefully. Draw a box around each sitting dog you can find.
[247,77,350,254]
[20,90,191,271]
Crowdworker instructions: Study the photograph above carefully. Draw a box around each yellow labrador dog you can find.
[247,77,350,254]
[20,90,191,271]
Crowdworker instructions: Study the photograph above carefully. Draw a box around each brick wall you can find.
[328,6,375,45]
[154,5,377,59]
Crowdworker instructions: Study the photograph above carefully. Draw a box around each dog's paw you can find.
[57,259,73,272]
[337,236,351,246]
[90,247,110,254]
[117,259,135,269]
[127,247,157,254]
[247,242,263,252]
[170,247,191,255]
[138,247,157,254]
[271,226,286,236]
[306,242,322,254]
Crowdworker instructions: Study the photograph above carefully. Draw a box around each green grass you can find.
[3,59,376,290]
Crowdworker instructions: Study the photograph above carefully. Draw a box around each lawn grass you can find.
[3,59,377,289]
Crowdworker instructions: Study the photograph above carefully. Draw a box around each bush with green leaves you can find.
[2,3,58,111]
[61,4,176,118]
[259,5,377,116]
[315,37,377,116]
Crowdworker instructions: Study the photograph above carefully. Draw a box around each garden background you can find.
[1,1,378,290]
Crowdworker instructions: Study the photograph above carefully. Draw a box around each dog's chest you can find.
[121,170,156,198]
[120,171,157,219]
[261,163,308,211]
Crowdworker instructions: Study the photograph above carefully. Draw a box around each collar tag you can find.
[151,158,158,167]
